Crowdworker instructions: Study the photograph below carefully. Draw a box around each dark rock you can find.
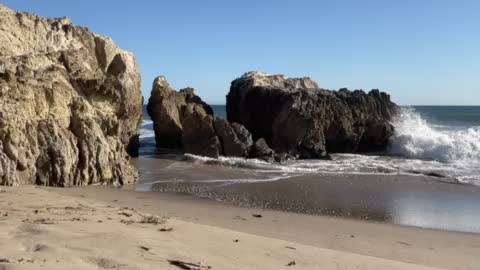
[181,105,221,158]
[126,134,140,157]
[231,123,254,148]
[213,118,252,157]
[147,76,221,157]
[147,75,281,160]
[250,138,275,162]
[227,72,398,158]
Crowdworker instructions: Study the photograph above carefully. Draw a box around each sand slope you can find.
[0,186,448,270]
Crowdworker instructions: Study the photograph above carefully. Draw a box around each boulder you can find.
[147,76,221,157]
[147,76,268,159]
[0,5,142,186]
[227,72,398,158]
[213,118,252,157]
[249,138,275,162]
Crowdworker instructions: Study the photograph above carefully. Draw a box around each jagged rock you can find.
[249,138,275,162]
[147,76,221,157]
[181,104,221,158]
[0,5,142,186]
[147,76,266,159]
[227,72,398,158]
[231,123,254,152]
[213,118,252,157]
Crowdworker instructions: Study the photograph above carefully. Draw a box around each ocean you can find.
[140,105,480,187]
[137,105,480,233]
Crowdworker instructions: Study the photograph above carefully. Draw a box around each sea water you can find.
[140,106,480,187]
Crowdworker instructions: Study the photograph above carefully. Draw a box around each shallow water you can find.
[136,105,480,233]
[133,157,480,233]
[140,106,480,186]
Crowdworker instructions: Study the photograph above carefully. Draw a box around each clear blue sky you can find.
[2,0,479,105]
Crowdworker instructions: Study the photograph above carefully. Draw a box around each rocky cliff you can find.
[227,72,398,159]
[0,5,143,186]
[147,76,260,159]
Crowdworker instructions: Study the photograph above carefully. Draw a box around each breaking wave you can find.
[389,108,480,163]
[139,107,480,187]
[181,108,480,186]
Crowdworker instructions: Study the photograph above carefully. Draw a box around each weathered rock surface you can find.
[147,76,261,159]
[213,118,253,157]
[249,138,275,162]
[147,77,221,157]
[227,72,398,158]
[0,5,142,186]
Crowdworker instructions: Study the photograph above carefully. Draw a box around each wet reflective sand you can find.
[133,157,480,233]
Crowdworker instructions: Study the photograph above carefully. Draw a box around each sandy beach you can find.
[0,185,477,270]
[1,2,479,270]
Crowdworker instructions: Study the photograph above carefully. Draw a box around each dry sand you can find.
[0,186,478,270]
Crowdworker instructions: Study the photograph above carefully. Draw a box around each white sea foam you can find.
[140,120,155,139]
[183,154,319,173]
[389,108,480,163]
[141,108,480,186]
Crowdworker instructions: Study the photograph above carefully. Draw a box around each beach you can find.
[2,104,479,269]
[1,3,479,270]
[0,185,478,270]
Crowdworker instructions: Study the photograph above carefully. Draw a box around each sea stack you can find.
[0,5,143,186]
[147,76,222,157]
[147,76,265,159]
[227,72,398,158]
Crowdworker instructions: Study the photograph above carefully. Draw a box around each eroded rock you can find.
[0,5,142,186]
[227,72,398,158]
[147,77,221,157]
[147,76,265,159]
[213,118,252,157]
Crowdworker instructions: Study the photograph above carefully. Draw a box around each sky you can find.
[1,0,479,105]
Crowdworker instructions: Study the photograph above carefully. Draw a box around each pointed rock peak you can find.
[152,76,172,91]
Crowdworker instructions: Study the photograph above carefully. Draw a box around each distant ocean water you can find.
[211,105,227,119]
[140,105,480,187]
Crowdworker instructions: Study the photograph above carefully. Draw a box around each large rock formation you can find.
[227,72,398,159]
[147,76,258,159]
[147,77,221,157]
[0,5,143,186]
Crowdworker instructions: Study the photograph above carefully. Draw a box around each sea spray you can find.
[139,107,480,186]
[388,108,480,163]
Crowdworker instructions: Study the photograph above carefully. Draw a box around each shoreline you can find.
[1,185,461,270]
[52,184,480,270]
[132,157,480,234]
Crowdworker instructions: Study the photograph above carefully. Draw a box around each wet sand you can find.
[34,156,480,270]
[54,184,480,270]
[133,157,480,233]
[6,186,447,270]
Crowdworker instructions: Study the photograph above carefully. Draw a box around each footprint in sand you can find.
[85,257,126,269]
[27,243,50,252]
[14,224,47,239]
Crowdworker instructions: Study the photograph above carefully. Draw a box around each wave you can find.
[140,120,155,139]
[139,109,480,187]
[388,108,480,164]
[183,154,318,173]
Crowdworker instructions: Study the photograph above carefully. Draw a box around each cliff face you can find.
[227,72,398,159]
[0,5,143,186]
